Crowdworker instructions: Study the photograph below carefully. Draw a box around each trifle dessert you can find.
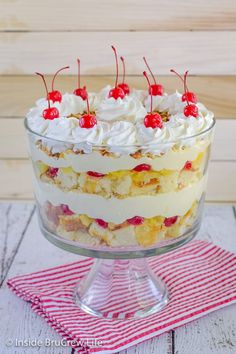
[25,47,215,251]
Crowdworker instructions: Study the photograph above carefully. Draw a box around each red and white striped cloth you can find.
[7,240,236,354]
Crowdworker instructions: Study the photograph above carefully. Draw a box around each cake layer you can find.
[41,200,198,247]
[34,176,206,223]
[31,140,209,173]
[36,154,204,199]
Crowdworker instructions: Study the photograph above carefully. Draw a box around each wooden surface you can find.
[1,0,236,31]
[0,203,235,354]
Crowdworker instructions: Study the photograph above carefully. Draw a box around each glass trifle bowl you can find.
[25,61,215,319]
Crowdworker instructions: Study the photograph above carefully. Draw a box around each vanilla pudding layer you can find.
[34,175,206,224]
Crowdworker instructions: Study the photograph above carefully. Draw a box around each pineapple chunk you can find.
[35,161,48,176]
[80,214,92,227]
[135,221,161,247]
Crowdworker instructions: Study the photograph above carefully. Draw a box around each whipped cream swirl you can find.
[26,89,214,155]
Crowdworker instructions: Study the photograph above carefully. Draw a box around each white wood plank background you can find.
[0,203,235,353]
[1,0,236,31]
[0,32,236,75]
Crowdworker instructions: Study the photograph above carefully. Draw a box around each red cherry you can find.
[143,71,163,129]
[117,56,130,95]
[79,114,97,128]
[182,91,197,104]
[109,46,125,100]
[48,90,62,103]
[133,164,151,172]
[144,112,163,129]
[47,65,69,103]
[127,216,144,225]
[184,104,198,118]
[108,86,125,100]
[87,171,106,178]
[74,59,88,100]
[143,57,164,96]
[74,87,88,100]
[96,219,108,229]
[149,84,164,96]
[47,167,59,178]
[164,216,178,227]
[43,107,60,120]
[184,161,192,170]
[170,69,198,113]
[117,83,130,95]
[61,204,74,215]
[79,95,97,128]
[36,72,60,120]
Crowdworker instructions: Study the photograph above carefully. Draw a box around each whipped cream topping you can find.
[26,88,214,155]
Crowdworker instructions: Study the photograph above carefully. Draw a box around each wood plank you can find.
[1,118,236,161]
[207,163,236,202]
[0,160,235,201]
[0,203,35,286]
[1,0,236,31]
[0,75,236,118]
[0,290,72,354]
[0,32,235,75]
[174,205,236,353]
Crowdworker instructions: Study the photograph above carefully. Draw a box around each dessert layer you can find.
[31,140,209,173]
[26,91,214,157]
[35,151,205,199]
[41,200,198,247]
[34,176,206,223]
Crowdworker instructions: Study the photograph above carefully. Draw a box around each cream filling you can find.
[34,176,207,223]
[31,141,209,173]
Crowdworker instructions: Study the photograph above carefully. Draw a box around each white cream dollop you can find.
[97,95,147,123]
[105,121,137,154]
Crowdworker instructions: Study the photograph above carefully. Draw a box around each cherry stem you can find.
[120,56,125,84]
[184,71,189,105]
[36,72,50,109]
[77,58,81,88]
[143,71,153,112]
[170,69,190,104]
[143,57,157,85]
[111,45,119,87]
[86,96,90,115]
[51,65,69,91]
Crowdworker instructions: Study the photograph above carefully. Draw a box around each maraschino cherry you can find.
[74,58,88,100]
[36,72,59,120]
[143,71,163,129]
[143,57,164,96]
[170,69,198,118]
[117,56,130,95]
[170,69,197,104]
[48,65,69,103]
[79,95,97,129]
[108,46,125,100]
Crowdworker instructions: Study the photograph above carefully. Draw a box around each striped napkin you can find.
[7,240,236,354]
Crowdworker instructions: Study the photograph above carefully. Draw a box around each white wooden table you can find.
[0,203,235,354]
